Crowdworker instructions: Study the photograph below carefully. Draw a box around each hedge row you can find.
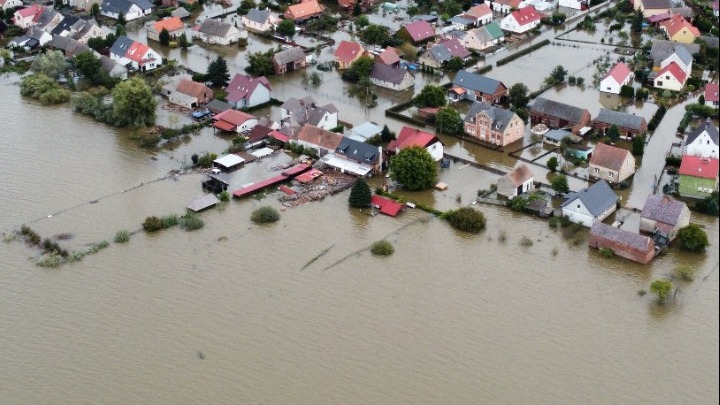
[648,105,667,131]
[496,39,550,66]
[385,109,427,127]
[477,65,493,75]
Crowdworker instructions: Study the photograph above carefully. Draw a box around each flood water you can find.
[1,28,719,405]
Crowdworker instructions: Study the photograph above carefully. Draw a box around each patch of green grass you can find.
[599,247,614,258]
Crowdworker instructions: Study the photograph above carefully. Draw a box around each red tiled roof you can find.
[295,168,323,183]
[656,61,686,83]
[126,41,151,63]
[213,109,256,126]
[506,164,534,187]
[153,17,184,33]
[14,5,44,19]
[334,40,365,64]
[338,0,356,8]
[679,155,719,179]
[270,130,289,143]
[465,3,492,18]
[376,47,400,65]
[400,20,436,42]
[296,124,343,151]
[283,0,323,20]
[388,126,441,151]
[604,62,633,84]
[176,79,211,99]
[510,6,543,26]
[371,195,404,217]
[212,120,236,131]
[440,38,471,58]
[589,143,632,172]
[704,83,719,103]
[647,12,671,23]
[494,0,522,6]
[661,15,700,38]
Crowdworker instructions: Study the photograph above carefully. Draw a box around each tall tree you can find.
[73,51,104,85]
[509,83,529,108]
[159,28,171,46]
[348,178,372,208]
[390,146,438,191]
[245,50,275,76]
[116,24,127,37]
[631,135,645,156]
[607,124,620,142]
[551,174,569,194]
[435,107,463,135]
[342,55,375,82]
[206,56,230,87]
[31,50,69,79]
[112,77,157,127]
[413,85,447,108]
[631,10,644,33]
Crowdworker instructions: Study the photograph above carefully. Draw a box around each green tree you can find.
[547,156,559,172]
[509,196,528,211]
[509,83,529,108]
[446,57,464,71]
[117,13,126,26]
[677,224,710,252]
[178,32,190,49]
[381,124,395,142]
[159,28,171,46]
[399,42,418,62]
[390,146,438,191]
[446,207,487,233]
[546,65,568,85]
[606,124,621,142]
[20,73,71,105]
[116,24,127,37]
[436,107,463,135]
[276,19,296,38]
[360,24,391,45]
[251,206,280,224]
[342,55,375,82]
[91,3,100,17]
[551,174,569,194]
[245,50,275,76]
[694,192,719,216]
[206,55,230,87]
[88,36,106,51]
[631,9,644,33]
[111,77,157,127]
[31,50,69,79]
[650,279,673,303]
[632,135,645,155]
[73,51,107,86]
[413,85,447,108]
[348,178,372,208]
[356,15,370,28]
[105,33,117,48]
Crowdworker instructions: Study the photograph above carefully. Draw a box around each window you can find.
[657,81,663,86]
[594,168,599,174]
[606,87,611,90]
[665,75,670,80]
[577,204,580,209]
[608,172,614,178]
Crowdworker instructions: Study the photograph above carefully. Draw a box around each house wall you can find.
[500,15,539,34]
[685,132,719,159]
[590,155,635,184]
[559,0,584,10]
[679,174,718,198]
[13,14,35,29]
[419,52,442,69]
[465,111,523,146]
[639,205,690,240]
[491,3,512,14]
[236,118,259,133]
[497,176,533,198]
[314,112,338,131]
[593,121,646,138]
[563,199,617,227]
[654,72,684,91]
[241,17,271,32]
[2,0,22,11]
[599,77,622,94]
[426,141,444,161]
[588,234,655,264]
[670,28,697,44]
[246,85,271,108]
[370,74,414,91]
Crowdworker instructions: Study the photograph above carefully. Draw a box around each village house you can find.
[49,14,82,38]
[241,8,279,32]
[8,26,51,49]
[374,47,401,66]
[599,62,634,94]
[653,61,687,91]
[450,69,507,103]
[99,54,128,79]
[283,0,323,22]
[48,35,90,58]
[162,77,213,108]
[589,143,636,184]
[542,129,572,146]
[245,125,274,149]
[559,0,588,10]
[225,73,271,109]
[280,97,338,131]
[589,222,656,264]
[561,180,619,227]
[12,5,44,29]
[529,97,591,134]
[345,121,383,143]
[500,6,543,35]
[491,0,522,15]
[684,119,719,159]
[640,195,690,240]
[63,0,102,11]
[212,109,258,133]
[458,3,493,26]
[33,7,63,33]
[464,101,524,146]
[388,127,444,161]
[69,20,106,44]
[320,137,382,176]
[651,41,696,73]
[592,109,648,139]
[445,15,476,32]
[295,124,343,157]
[369,63,415,91]
[704,83,719,108]
[678,155,719,198]
[395,20,437,45]
[634,0,671,17]
[100,0,154,22]
[192,19,243,45]
[497,163,534,198]
[334,40,366,70]
[660,14,700,44]
[109,36,162,71]
[419,38,471,69]
[272,46,307,75]
[147,17,185,42]
[451,23,504,52]
[0,0,22,12]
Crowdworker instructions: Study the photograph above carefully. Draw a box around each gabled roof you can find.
[530,97,588,123]
[594,109,646,131]
[641,195,688,226]
[494,0,522,7]
[226,73,270,104]
[153,16,184,32]
[297,124,343,150]
[125,40,150,63]
[109,35,134,57]
[679,155,719,179]
[172,7,191,19]
[334,40,365,64]
[284,0,323,19]
[603,62,633,84]
[376,47,400,65]
[346,121,382,141]
[641,0,671,9]
[336,137,379,164]
[590,222,654,252]
[369,63,410,84]
[370,195,404,216]
[14,5,44,19]
[449,15,475,26]
[101,0,136,15]
[544,129,572,142]
[452,70,504,94]
[465,3,492,18]
[439,38,470,58]
[245,8,271,24]
[470,26,493,44]
[509,6,543,26]
[590,143,632,172]
[561,180,619,217]
[399,20,436,42]
[484,22,504,39]
[650,40,698,66]
[176,78,211,98]
[129,0,153,11]
[195,18,234,37]
[503,164,534,187]
[246,125,273,143]
[704,83,719,103]
[213,109,256,126]
[464,101,517,133]
[50,15,79,36]
[388,127,442,150]
[656,61,686,83]
[273,46,306,65]
[661,14,700,38]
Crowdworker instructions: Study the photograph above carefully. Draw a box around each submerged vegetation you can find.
[370,240,395,256]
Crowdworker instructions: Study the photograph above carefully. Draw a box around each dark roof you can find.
[650,40,699,66]
[464,101,517,133]
[50,14,79,36]
[641,195,687,226]
[686,119,719,146]
[245,8,270,24]
[101,0,134,15]
[109,35,133,57]
[273,46,306,65]
[561,180,619,217]
[530,97,588,123]
[130,0,154,10]
[594,109,646,131]
[590,222,654,252]
[336,137,379,164]
[369,63,409,84]
[206,99,231,114]
[246,125,273,143]
[197,19,234,37]
[452,70,504,95]
[641,0,670,9]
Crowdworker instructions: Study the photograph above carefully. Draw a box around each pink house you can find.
[12,5,44,29]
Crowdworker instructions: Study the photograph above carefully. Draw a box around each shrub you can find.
[370,240,394,256]
[520,236,533,247]
[676,224,710,252]
[509,197,527,212]
[37,252,65,268]
[349,178,372,208]
[674,264,695,281]
[179,213,204,231]
[160,214,179,229]
[114,229,130,243]
[446,207,486,233]
[650,279,673,303]
[218,191,230,202]
[143,216,163,232]
[599,247,614,258]
[251,206,280,224]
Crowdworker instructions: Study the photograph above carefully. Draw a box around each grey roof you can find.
[186,194,220,212]
[594,109,646,131]
[99,55,127,75]
[641,195,687,226]
[346,121,382,142]
[641,0,670,9]
[34,8,60,28]
[686,119,719,146]
[464,101,516,132]
[206,99,231,114]
[429,43,452,63]
[452,69,504,95]
[197,19,234,37]
[590,222,653,252]
[281,96,315,114]
[544,129,572,142]
[130,0,154,11]
[109,35,133,57]
[246,8,271,24]
[449,16,475,26]
[561,180,619,217]
[530,97,588,123]
[172,7,191,19]
[273,46,306,65]
[412,14,438,22]
[50,15,80,36]
[369,63,409,84]
[445,30,467,40]
[336,137,380,164]
[101,0,134,15]
[650,40,699,65]
[72,20,100,40]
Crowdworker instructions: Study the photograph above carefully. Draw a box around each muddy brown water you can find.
[1,47,718,405]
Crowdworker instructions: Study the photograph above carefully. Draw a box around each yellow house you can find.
[634,0,670,17]
[661,15,701,44]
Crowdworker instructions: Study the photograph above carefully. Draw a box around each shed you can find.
[186,194,220,212]
[497,164,534,198]
[371,195,405,216]
[543,129,572,146]
[589,222,656,264]
[213,154,245,171]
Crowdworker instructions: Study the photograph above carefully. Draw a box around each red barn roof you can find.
[679,155,719,179]
[371,195,404,217]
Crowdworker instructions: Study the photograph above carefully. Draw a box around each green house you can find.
[678,155,719,199]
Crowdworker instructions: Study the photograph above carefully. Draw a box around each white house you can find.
[561,180,619,227]
[212,109,259,133]
[11,5,44,29]
[491,0,523,15]
[388,127,445,162]
[0,0,23,12]
[100,0,153,22]
[653,61,686,91]
[109,36,162,71]
[225,73,271,109]
[500,6,543,34]
[460,3,493,26]
[368,63,415,91]
[558,0,587,10]
[240,8,279,32]
[600,62,634,94]
[280,97,338,131]
[192,19,243,45]
[684,119,719,159]
[497,164,534,198]
[8,27,51,49]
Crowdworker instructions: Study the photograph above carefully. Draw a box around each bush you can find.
[251,206,280,224]
[114,229,130,243]
[648,105,667,131]
[509,197,527,212]
[599,247,614,258]
[160,214,179,229]
[143,216,163,232]
[218,191,230,202]
[650,279,673,303]
[370,240,394,256]
[693,192,719,216]
[179,213,204,231]
[676,224,710,252]
[674,264,695,281]
[619,85,635,98]
[446,207,486,233]
[349,178,372,208]
[520,236,533,247]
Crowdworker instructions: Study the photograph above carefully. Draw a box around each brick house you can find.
[589,222,656,264]
[450,69,507,104]
[463,101,524,146]
[529,97,591,134]
[592,108,647,139]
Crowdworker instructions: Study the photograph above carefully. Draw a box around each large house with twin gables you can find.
[529,97,591,134]
[464,101,524,146]
[592,109,647,139]
[109,36,162,71]
[395,20,437,45]
[450,69,507,104]
[599,62,634,94]
[589,143,636,184]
